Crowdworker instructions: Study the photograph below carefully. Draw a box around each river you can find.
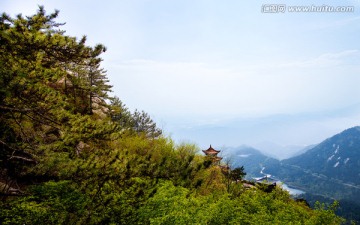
[256,167,305,196]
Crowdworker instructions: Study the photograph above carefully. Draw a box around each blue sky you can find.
[2,0,360,157]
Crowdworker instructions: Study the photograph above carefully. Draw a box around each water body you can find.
[256,167,305,196]
[280,183,305,196]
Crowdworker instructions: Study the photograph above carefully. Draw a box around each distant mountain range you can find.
[223,146,280,178]
[226,126,360,222]
[251,142,314,160]
[282,126,360,185]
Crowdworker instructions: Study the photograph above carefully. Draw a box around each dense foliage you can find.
[0,8,344,224]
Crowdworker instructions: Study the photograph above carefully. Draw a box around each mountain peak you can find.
[283,126,360,184]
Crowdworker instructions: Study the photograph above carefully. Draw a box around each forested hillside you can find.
[0,8,344,224]
[227,128,360,223]
[270,127,360,222]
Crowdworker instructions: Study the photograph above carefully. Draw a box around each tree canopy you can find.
[0,7,344,225]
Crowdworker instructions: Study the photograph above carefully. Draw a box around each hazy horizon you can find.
[3,0,360,158]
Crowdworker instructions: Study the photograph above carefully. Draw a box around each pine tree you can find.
[0,6,114,189]
[131,110,162,138]
[87,45,112,115]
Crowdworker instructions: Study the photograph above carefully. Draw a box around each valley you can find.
[226,126,360,222]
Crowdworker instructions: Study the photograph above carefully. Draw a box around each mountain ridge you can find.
[227,126,360,222]
[282,126,360,185]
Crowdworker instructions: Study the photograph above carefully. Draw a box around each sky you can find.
[2,0,360,158]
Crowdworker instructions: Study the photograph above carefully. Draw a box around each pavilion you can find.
[202,145,222,164]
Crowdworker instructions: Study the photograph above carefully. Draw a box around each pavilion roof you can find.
[202,145,220,155]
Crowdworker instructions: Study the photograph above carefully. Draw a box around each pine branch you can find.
[0,192,26,197]
[0,105,33,112]
[9,155,37,163]
[0,139,38,164]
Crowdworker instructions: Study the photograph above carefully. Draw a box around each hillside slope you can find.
[264,127,360,222]
[224,146,280,178]
[283,126,360,185]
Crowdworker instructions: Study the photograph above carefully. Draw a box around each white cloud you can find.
[108,54,360,120]
[277,50,359,68]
